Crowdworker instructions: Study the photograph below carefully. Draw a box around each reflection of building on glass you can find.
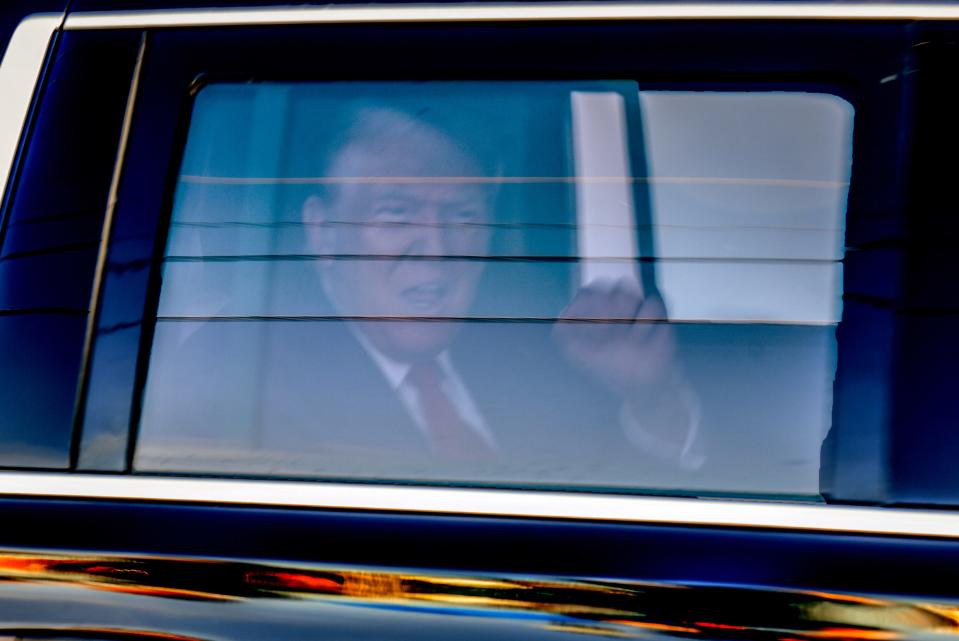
[571,91,642,291]
[134,82,853,497]
[639,91,853,496]
[640,92,851,325]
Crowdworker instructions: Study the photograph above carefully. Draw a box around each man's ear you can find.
[302,194,335,257]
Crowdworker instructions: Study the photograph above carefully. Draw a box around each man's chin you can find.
[365,321,462,363]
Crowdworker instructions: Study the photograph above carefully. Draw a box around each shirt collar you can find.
[350,325,454,390]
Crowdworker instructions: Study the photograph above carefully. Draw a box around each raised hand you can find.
[553,279,695,451]
[552,279,677,393]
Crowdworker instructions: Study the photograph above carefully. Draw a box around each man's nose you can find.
[408,209,447,257]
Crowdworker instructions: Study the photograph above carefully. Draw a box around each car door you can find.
[2,3,959,641]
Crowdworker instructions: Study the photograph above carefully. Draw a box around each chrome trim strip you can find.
[0,14,63,206]
[62,3,959,29]
[0,472,956,538]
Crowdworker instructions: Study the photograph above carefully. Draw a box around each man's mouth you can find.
[401,282,449,314]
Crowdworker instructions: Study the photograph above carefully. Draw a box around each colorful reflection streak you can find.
[0,552,955,640]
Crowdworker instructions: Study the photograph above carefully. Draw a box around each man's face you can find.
[307,118,493,361]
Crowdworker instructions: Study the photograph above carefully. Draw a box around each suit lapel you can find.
[263,321,429,461]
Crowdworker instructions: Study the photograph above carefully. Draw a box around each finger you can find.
[560,281,617,321]
[604,280,639,321]
[553,308,615,351]
[622,292,661,337]
[628,312,676,369]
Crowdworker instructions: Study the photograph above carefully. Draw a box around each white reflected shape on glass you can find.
[571,91,642,293]
[640,91,853,325]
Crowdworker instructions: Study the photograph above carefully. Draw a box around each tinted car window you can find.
[133,81,852,496]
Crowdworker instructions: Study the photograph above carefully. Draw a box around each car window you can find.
[132,81,852,497]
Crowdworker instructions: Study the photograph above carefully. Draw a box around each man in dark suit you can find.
[135,101,702,489]
[254,105,701,487]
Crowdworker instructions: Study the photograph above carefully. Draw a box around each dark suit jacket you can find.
[136,317,697,489]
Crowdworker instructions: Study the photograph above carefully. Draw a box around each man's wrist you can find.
[620,372,704,470]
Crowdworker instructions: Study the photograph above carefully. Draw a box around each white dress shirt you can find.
[351,329,499,451]
[351,326,702,470]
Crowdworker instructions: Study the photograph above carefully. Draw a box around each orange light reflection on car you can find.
[606,619,700,634]
[801,628,900,640]
[246,571,343,594]
[802,592,889,606]
[85,581,239,602]
[694,621,749,630]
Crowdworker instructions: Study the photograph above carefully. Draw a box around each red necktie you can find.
[404,361,494,460]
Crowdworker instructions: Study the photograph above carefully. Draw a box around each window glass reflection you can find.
[135,82,852,497]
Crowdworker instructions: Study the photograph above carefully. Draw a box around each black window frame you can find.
[56,17,929,506]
